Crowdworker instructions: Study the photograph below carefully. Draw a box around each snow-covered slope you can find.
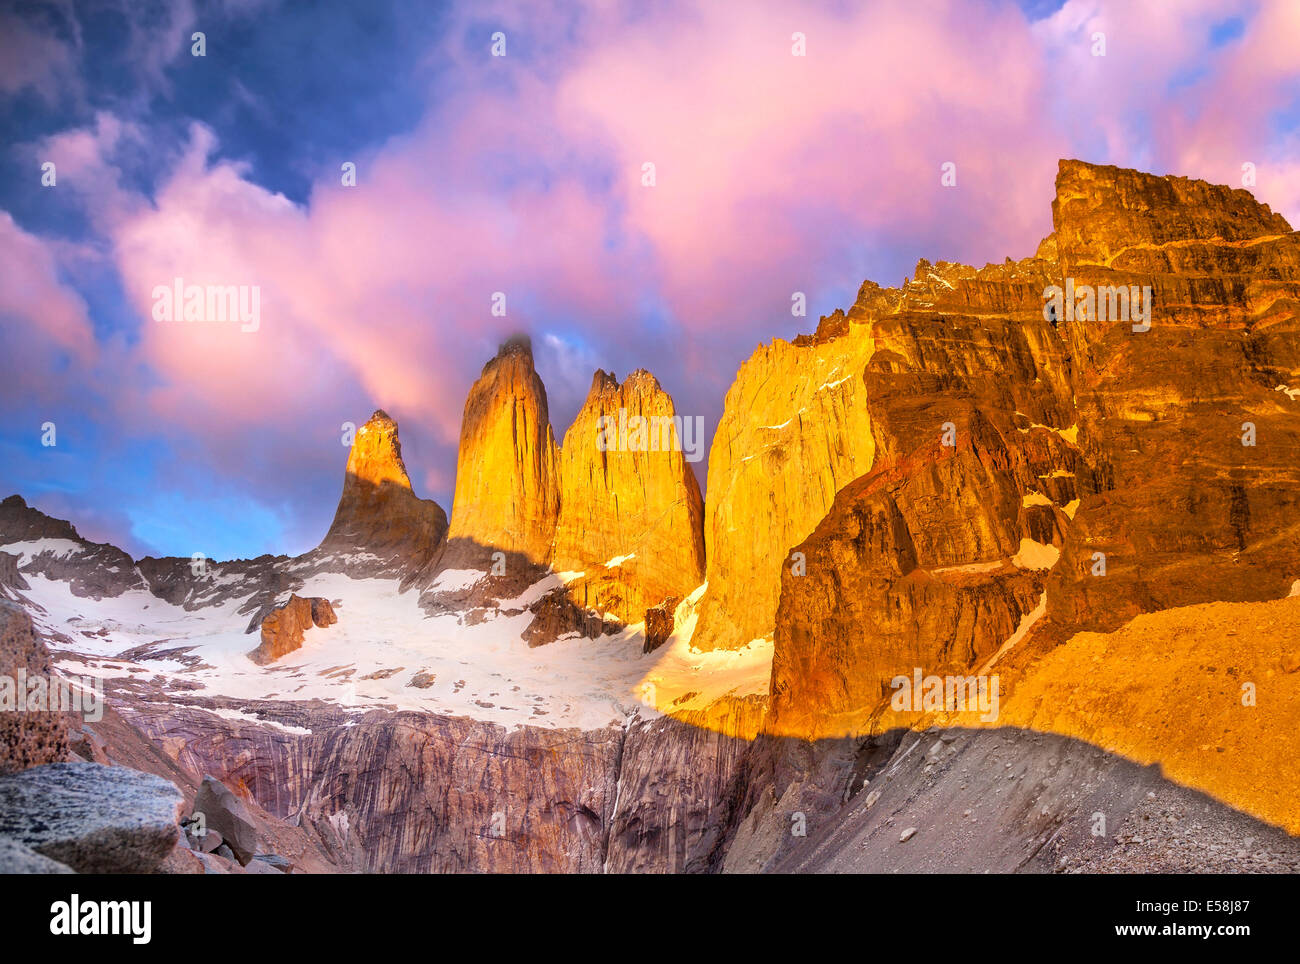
[4,535,771,733]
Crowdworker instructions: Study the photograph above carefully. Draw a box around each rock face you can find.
[0,599,70,775]
[551,369,705,624]
[0,761,183,873]
[319,410,448,573]
[1048,159,1292,264]
[122,703,751,873]
[770,406,1051,739]
[446,336,559,567]
[437,344,707,642]
[692,325,879,651]
[0,551,28,600]
[1041,160,1300,640]
[248,594,337,665]
[763,158,1300,738]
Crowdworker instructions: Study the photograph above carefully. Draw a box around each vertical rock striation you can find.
[692,325,880,651]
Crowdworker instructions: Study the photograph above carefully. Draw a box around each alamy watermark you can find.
[595,408,705,463]
[0,670,104,722]
[890,668,999,722]
[1044,278,1152,332]
[50,894,150,944]
[151,277,260,332]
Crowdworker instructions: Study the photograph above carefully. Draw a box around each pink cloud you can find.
[0,212,95,371]
[554,0,1060,323]
[6,0,1300,557]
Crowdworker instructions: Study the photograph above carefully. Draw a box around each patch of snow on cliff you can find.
[494,570,583,610]
[429,568,485,593]
[632,582,771,716]
[1016,421,1080,445]
[206,707,314,735]
[980,592,1048,672]
[0,538,86,559]
[1012,538,1060,570]
[818,374,853,391]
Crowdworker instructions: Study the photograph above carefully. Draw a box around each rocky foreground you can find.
[1,159,1298,873]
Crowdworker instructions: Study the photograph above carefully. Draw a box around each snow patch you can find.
[17,569,761,732]
[429,568,485,593]
[207,707,314,735]
[981,592,1047,672]
[1012,538,1060,571]
[0,538,85,559]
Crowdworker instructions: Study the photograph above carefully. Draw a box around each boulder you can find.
[186,825,223,854]
[251,853,294,872]
[248,594,337,665]
[643,596,679,654]
[0,835,74,873]
[192,775,259,865]
[0,762,183,873]
[522,592,618,647]
[193,850,242,874]
[244,857,284,874]
[157,845,205,874]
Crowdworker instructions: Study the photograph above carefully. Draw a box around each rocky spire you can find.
[551,368,705,623]
[446,337,560,565]
[320,410,447,566]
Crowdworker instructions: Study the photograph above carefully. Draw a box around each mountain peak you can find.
[1051,158,1292,263]
[492,334,534,366]
[319,411,447,567]
[346,410,413,491]
[447,339,559,565]
[551,365,705,623]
